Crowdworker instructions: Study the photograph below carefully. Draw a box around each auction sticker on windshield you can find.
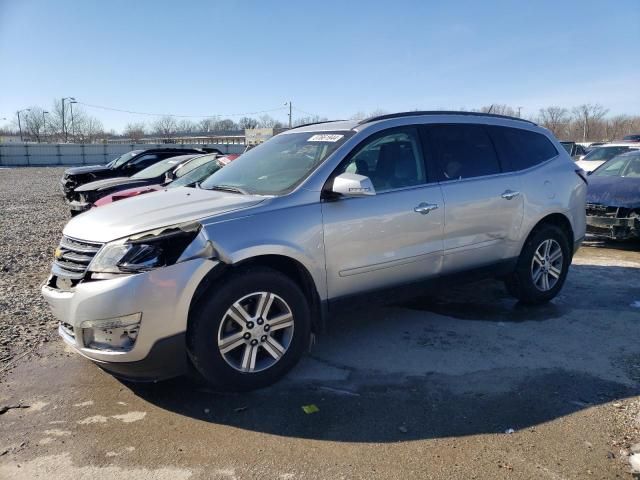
[308,134,344,142]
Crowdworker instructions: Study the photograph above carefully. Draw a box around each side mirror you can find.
[332,173,376,197]
[164,171,175,182]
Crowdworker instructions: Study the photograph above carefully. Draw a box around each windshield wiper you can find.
[208,184,248,195]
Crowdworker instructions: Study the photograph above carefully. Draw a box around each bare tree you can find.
[177,120,197,134]
[238,117,259,129]
[124,122,146,142]
[571,104,608,141]
[538,106,570,139]
[22,107,47,142]
[257,115,284,128]
[77,116,104,143]
[605,115,631,141]
[152,116,178,137]
[199,118,216,133]
[479,104,517,116]
[293,115,328,126]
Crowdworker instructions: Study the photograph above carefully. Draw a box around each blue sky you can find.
[1,0,638,132]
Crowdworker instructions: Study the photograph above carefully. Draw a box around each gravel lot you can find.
[0,167,67,371]
[1,167,639,478]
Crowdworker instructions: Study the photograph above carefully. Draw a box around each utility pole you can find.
[17,109,31,142]
[285,101,292,128]
[62,97,75,142]
[517,106,523,118]
[70,100,77,141]
[42,111,49,143]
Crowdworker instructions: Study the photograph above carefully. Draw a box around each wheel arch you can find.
[523,212,575,255]
[188,254,326,334]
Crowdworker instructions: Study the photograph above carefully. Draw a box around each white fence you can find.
[0,143,246,167]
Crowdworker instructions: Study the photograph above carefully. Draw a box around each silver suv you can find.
[42,112,587,390]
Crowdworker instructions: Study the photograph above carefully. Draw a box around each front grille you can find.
[52,236,103,280]
[585,203,633,218]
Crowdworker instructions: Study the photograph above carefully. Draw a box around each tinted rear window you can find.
[429,124,501,180]
[488,126,558,171]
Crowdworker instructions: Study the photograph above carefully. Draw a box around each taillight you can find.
[575,168,589,185]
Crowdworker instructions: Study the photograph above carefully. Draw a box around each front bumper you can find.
[586,215,639,240]
[41,258,219,379]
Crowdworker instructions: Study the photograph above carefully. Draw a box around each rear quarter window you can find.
[488,126,558,171]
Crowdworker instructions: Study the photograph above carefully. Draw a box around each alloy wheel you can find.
[217,291,295,373]
[530,239,563,292]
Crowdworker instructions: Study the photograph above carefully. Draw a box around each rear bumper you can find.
[586,215,639,240]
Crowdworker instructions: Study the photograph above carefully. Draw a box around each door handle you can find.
[501,190,520,200]
[414,202,439,215]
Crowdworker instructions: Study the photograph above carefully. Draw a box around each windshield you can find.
[200,131,354,195]
[174,154,217,178]
[132,155,193,179]
[592,152,640,178]
[582,146,631,162]
[107,150,142,168]
[169,158,223,188]
[560,142,573,153]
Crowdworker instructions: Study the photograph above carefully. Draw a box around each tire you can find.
[187,266,311,391]
[505,224,570,305]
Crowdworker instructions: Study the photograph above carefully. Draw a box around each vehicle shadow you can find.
[126,263,640,442]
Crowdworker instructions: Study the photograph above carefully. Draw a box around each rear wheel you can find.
[505,224,570,304]
[187,267,311,391]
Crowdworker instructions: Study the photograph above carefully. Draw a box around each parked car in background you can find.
[68,153,219,215]
[560,141,589,160]
[60,147,219,201]
[42,111,586,390]
[622,134,640,142]
[585,150,640,240]
[93,154,239,208]
[574,144,640,172]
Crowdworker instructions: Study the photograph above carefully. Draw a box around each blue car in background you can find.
[585,150,640,240]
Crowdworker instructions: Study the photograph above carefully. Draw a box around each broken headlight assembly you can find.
[88,222,201,276]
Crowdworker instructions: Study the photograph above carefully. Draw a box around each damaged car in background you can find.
[92,154,238,208]
[586,150,640,241]
[60,147,219,201]
[67,153,232,215]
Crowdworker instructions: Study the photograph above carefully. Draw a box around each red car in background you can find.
[93,154,238,208]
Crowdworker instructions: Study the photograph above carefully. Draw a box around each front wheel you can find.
[505,224,570,305]
[187,267,311,391]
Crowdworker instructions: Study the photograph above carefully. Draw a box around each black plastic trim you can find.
[358,111,537,127]
[94,333,187,382]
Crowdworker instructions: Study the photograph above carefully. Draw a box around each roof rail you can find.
[358,111,537,126]
[289,119,347,130]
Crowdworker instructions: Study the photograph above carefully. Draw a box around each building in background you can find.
[245,127,288,145]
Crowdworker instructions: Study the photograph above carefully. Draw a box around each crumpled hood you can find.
[64,187,265,242]
[75,177,152,193]
[64,165,110,176]
[586,176,640,208]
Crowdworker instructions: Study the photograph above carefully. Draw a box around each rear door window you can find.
[488,126,558,171]
[428,124,501,180]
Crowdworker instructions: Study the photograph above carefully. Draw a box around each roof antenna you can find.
[487,104,494,114]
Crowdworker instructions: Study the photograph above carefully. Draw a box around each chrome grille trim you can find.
[53,236,104,280]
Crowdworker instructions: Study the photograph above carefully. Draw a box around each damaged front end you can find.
[586,203,640,240]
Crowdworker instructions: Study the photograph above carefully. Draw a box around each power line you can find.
[75,101,288,119]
